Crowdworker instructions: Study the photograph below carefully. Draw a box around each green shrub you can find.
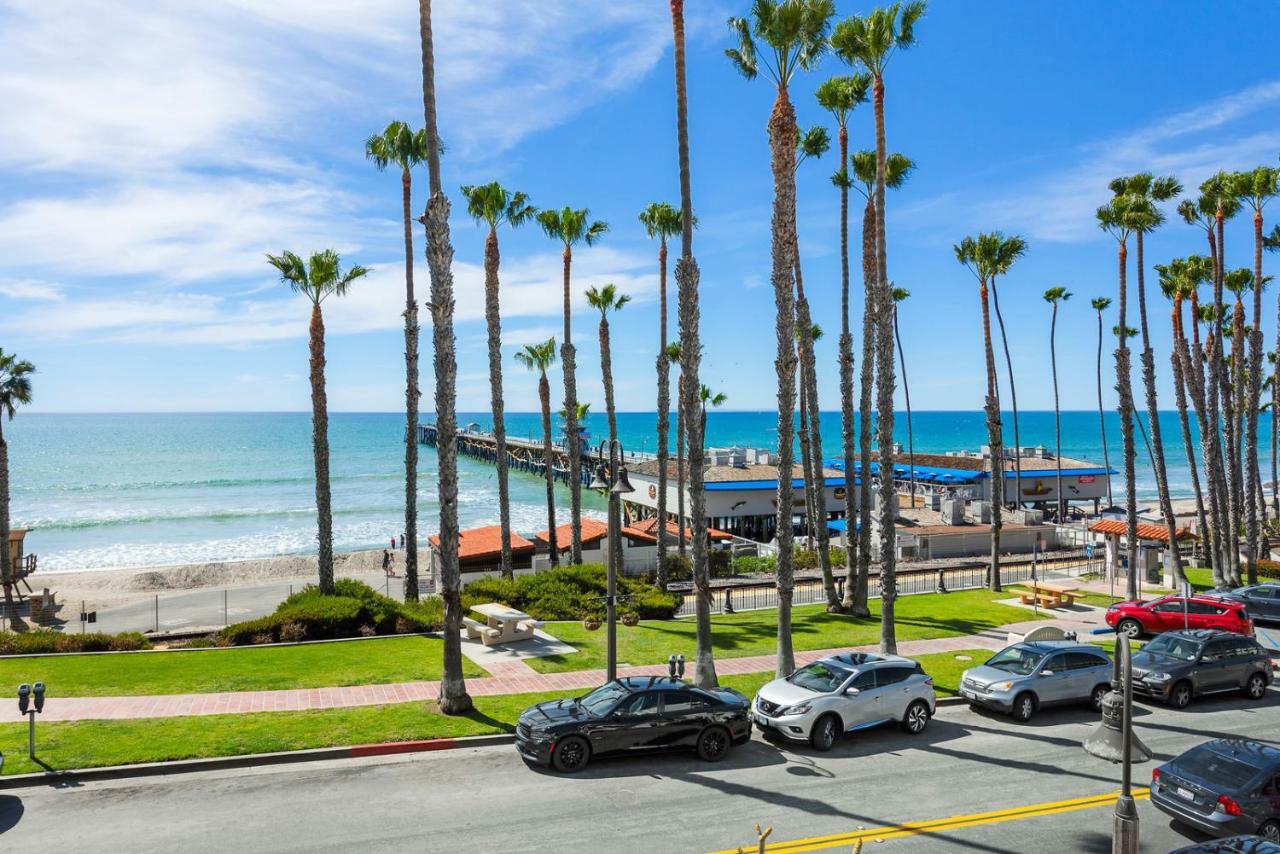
[220,581,445,646]
[1257,559,1280,580]
[463,564,681,621]
[0,630,152,656]
[731,555,776,575]
[709,549,733,578]
[660,554,692,583]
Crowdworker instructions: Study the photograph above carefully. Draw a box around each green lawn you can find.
[527,589,1035,674]
[0,635,486,697]
[0,647,996,776]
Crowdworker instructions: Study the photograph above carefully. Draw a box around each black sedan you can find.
[515,676,752,772]
[1221,584,1280,623]
[1151,739,1280,842]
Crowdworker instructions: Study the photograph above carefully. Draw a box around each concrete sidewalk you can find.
[36,615,1103,723]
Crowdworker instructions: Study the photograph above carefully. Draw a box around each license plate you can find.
[754,713,768,727]
[1176,786,1195,801]
[961,689,975,700]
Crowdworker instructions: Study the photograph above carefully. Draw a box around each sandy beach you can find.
[29,548,431,613]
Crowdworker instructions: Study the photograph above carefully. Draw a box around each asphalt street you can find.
[2,687,1277,853]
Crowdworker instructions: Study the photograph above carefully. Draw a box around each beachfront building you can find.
[1087,519,1197,585]
[426,525,537,588]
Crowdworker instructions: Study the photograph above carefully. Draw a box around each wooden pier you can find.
[419,424,595,486]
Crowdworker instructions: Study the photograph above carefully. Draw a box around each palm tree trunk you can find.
[1245,208,1267,583]
[768,85,800,676]
[675,375,686,559]
[656,238,670,585]
[481,227,513,581]
[0,418,13,623]
[872,75,898,653]
[1190,318,1229,588]
[400,169,422,600]
[307,303,335,595]
[980,280,1004,593]
[798,360,817,543]
[600,315,622,581]
[559,247,582,565]
[670,0,714,689]
[1050,304,1064,520]
[894,308,916,518]
[1096,310,1114,510]
[1115,241,1139,601]
[845,197,876,618]
[794,274,836,610]
[1172,302,1210,564]
[989,277,1022,508]
[1135,231,1183,584]
[837,123,858,614]
[539,373,558,565]
[419,0,470,716]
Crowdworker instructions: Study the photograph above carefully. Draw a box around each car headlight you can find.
[1144,672,1171,682]
[777,702,812,717]
[991,681,1015,693]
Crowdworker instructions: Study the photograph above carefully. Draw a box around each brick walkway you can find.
[39,614,1104,723]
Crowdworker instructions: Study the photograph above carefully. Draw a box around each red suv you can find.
[1106,595,1254,639]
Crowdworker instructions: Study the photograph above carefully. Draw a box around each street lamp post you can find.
[1083,632,1150,854]
[589,439,634,682]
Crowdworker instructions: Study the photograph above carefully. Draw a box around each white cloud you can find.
[0,279,63,301]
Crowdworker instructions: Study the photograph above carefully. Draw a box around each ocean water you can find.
[7,410,1267,571]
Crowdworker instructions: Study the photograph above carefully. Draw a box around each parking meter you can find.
[676,654,686,679]
[33,682,45,713]
[17,683,29,714]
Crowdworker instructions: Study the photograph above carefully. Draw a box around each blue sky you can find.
[1,0,1279,415]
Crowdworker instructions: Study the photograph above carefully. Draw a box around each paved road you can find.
[2,689,1277,852]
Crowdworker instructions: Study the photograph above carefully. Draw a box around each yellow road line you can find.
[710,787,1151,854]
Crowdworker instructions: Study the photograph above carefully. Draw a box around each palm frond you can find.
[1091,296,1111,311]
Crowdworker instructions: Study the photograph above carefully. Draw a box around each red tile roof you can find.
[629,517,733,541]
[428,525,536,562]
[536,518,609,550]
[1088,519,1196,542]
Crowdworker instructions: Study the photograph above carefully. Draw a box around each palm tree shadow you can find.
[0,795,24,835]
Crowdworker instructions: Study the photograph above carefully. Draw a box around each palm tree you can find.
[987,234,1028,507]
[1236,166,1279,583]
[586,283,631,576]
[955,234,1004,593]
[727,0,834,675]
[0,350,33,619]
[1097,192,1144,601]
[417,0,470,715]
[671,0,716,689]
[665,341,687,559]
[558,401,592,422]
[1043,287,1071,520]
[639,201,683,584]
[699,385,728,438]
[517,340,560,566]
[1090,297,1115,510]
[1269,226,1280,518]
[842,149,914,616]
[815,73,871,611]
[831,0,925,655]
[266,250,367,595]
[536,207,609,566]
[891,287,916,510]
[461,182,537,581]
[1117,173,1185,584]
[366,121,430,600]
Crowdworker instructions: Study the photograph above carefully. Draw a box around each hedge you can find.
[221,580,444,646]
[462,564,681,621]
[0,630,151,656]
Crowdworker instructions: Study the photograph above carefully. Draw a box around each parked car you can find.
[959,640,1112,722]
[514,676,751,773]
[1105,595,1254,639]
[752,652,936,751]
[1220,584,1280,624]
[1129,629,1273,709]
[1152,739,1280,842]
[1170,837,1280,853]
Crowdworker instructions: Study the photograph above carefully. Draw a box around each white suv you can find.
[753,652,937,751]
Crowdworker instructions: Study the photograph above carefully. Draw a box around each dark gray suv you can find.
[1152,739,1280,842]
[1130,629,1272,709]
[1222,584,1280,624]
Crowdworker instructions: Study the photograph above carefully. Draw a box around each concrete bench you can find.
[462,617,487,639]
[1016,583,1077,609]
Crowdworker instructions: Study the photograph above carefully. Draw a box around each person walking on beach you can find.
[399,533,405,550]
[390,536,396,551]
[382,549,392,577]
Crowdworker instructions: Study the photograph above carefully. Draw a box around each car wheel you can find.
[1117,619,1143,639]
[697,726,731,762]
[1167,680,1193,710]
[1259,820,1280,843]
[1010,693,1035,723]
[900,700,930,734]
[810,714,840,752]
[551,735,590,773]
[1090,683,1111,713]
[1244,672,1269,700]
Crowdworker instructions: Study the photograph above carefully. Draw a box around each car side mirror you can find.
[845,687,860,696]
[1040,670,1054,677]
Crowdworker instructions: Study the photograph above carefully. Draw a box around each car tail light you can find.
[1218,794,1243,816]
[1151,768,1161,784]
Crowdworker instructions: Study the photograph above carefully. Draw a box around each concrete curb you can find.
[0,733,515,790]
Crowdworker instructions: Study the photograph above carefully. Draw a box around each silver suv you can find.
[960,640,1113,722]
[753,652,936,751]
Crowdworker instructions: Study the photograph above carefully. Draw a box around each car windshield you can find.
[1177,746,1265,789]
[985,646,1044,676]
[787,661,853,693]
[578,682,633,716]
[1143,635,1200,661]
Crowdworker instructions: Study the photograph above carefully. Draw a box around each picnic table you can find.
[463,602,542,646]
[1017,582,1078,609]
